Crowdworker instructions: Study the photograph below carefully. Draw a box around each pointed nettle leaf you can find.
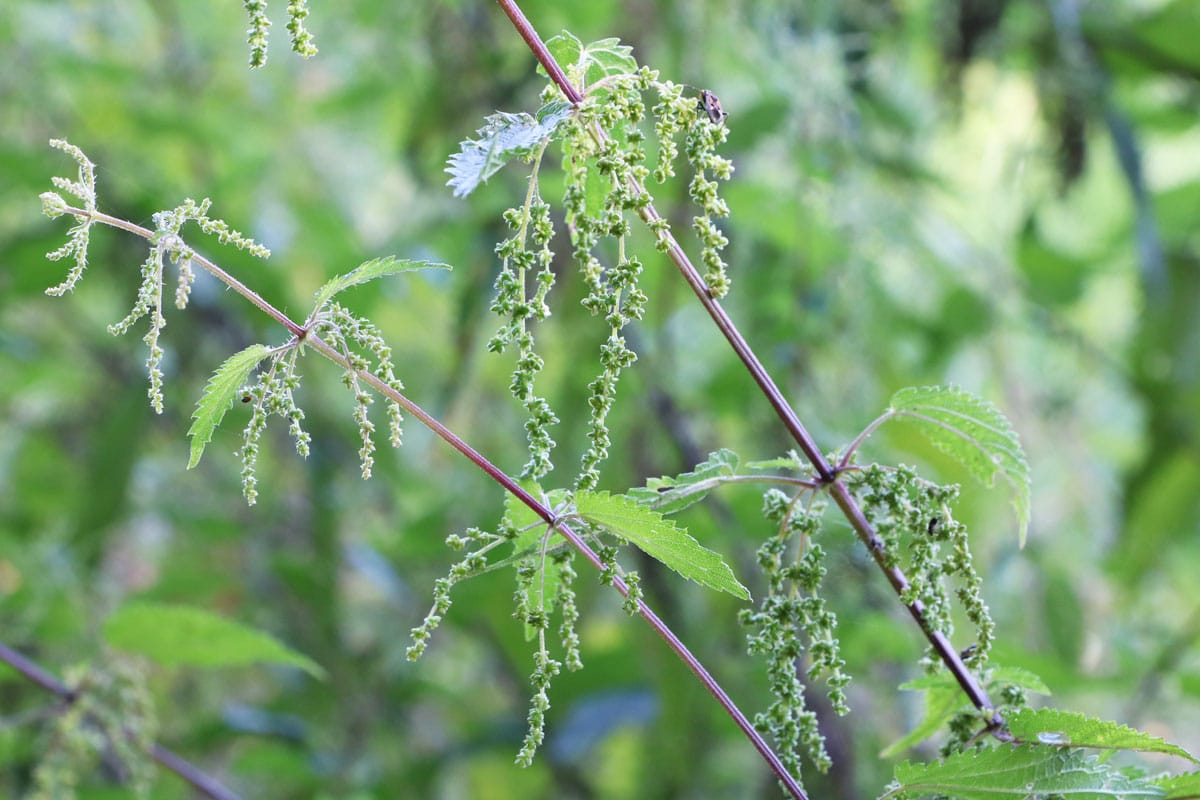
[104,601,325,679]
[446,101,574,198]
[888,384,1031,546]
[1154,771,1200,800]
[1008,708,1197,763]
[187,343,271,469]
[540,31,638,88]
[574,490,750,600]
[629,449,740,515]
[310,256,450,317]
[892,745,1165,800]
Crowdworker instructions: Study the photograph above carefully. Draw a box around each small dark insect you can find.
[959,644,978,661]
[698,89,727,125]
[241,395,253,403]
[926,516,940,536]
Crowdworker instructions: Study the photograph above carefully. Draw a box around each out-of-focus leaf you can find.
[1017,218,1090,306]
[1110,453,1200,584]
[882,680,963,757]
[1127,0,1200,75]
[1042,568,1084,667]
[104,602,325,679]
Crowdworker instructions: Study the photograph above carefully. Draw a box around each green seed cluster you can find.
[554,551,583,671]
[108,245,169,414]
[849,464,994,671]
[238,300,405,505]
[244,0,270,67]
[740,490,848,781]
[417,55,741,774]
[515,644,561,767]
[107,198,269,415]
[286,0,318,58]
[650,82,691,184]
[42,139,98,297]
[238,347,309,505]
[314,303,406,478]
[513,558,563,768]
[42,148,276,419]
[685,114,734,297]
[31,656,156,800]
[490,155,560,480]
[406,527,499,661]
[244,0,318,67]
[560,83,654,490]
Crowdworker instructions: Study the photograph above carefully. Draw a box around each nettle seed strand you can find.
[742,493,848,777]
[490,161,560,480]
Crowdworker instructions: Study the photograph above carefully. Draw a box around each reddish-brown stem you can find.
[304,335,806,799]
[57,206,809,800]
[496,1,584,106]
[494,0,1000,725]
[0,640,241,800]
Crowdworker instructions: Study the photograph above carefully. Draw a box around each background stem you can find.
[0,640,241,800]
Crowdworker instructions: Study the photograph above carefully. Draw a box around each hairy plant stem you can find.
[494,0,1002,731]
[0,640,241,800]
[55,206,808,800]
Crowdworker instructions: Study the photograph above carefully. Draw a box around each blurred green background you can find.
[2,0,1198,797]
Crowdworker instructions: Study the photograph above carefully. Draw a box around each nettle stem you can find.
[494,0,1001,729]
[0,640,240,800]
[61,206,808,800]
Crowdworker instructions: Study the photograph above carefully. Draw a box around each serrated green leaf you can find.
[541,31,583,80]
[629,449,740,515]
[1009,709,1197,763]
[446,101,573,198]
[1154,771,1200,800]
[187,344,270,469]
[894,745,1165,800]
[540,32,637,89]
[889,385,1031,546]
[574,491,750,600]
[311,256,450,314]
[104,602,325,679]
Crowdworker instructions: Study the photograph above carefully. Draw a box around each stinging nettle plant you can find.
[17,3,1200,799]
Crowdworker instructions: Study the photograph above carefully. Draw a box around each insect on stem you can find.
[698,89,728,125]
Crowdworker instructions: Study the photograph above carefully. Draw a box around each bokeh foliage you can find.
[1,0,1198,797]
